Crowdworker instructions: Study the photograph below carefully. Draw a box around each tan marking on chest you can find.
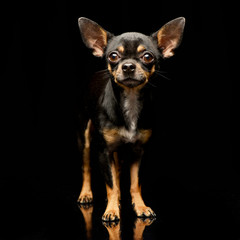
[138,129,152,144]
[102,128,152,145]
[102,128,120,144]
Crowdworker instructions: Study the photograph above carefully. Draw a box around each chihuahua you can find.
[77,17,185,222]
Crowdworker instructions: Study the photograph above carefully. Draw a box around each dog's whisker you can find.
[147,81,157,88]
[95,69,112,78]
[96,69,110,74]
[154,71,171,81]
[155,69,168,74]
[101,69,109,72]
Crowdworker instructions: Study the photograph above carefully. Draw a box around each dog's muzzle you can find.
[115,61,147,88]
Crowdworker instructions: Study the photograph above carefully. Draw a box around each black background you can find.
[1,1,237,240]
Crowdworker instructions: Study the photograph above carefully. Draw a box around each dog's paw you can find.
[134,217,156,226]
[133,204,156,218]
[77,192,93,204]
[102,209,120,222]
[102,219,120,228]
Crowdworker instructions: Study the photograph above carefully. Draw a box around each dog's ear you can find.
[152,17,185,58]
[78,17,113,57]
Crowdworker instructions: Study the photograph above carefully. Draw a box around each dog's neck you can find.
[101,79,145,131]
[121,89,142,132]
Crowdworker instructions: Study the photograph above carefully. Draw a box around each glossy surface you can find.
[1,175,239,240]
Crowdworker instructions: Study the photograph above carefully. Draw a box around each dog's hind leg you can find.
[77,119,93,204]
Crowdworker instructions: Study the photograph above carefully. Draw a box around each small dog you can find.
[77,17,185,221]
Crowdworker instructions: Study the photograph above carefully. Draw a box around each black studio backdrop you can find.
[1,1,236,239]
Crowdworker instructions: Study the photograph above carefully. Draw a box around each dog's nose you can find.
[122,63,136,73]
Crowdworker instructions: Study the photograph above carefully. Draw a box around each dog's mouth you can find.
[116,77,146,88]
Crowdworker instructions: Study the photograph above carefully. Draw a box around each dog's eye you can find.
[108,52,120,63]
[141,52,154,64]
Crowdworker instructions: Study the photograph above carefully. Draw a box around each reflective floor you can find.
[78,203,156,240]
[1,176,239,240]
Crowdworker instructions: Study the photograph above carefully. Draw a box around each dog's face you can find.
[105,32,159,88]
[78,17,185,89]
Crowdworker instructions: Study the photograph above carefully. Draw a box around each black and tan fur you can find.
[77,17,185,221]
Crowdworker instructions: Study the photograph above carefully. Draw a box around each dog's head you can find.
[78,17,185,89]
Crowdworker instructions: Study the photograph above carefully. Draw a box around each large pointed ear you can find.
[152,17,185,58]
[78,17,113,57]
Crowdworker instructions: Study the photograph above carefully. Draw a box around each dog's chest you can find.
[102,127,152,146]
[102,91,152,146]
[122,91,141,133]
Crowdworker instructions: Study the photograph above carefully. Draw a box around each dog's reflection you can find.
[102,221,121,240]
[133,218,155,240]
[78,204,93,239]
[78,204,155,240]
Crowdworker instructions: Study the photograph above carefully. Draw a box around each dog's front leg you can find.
[130,147,156,218]
[101,151,121,222]
[78,119,93,204]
